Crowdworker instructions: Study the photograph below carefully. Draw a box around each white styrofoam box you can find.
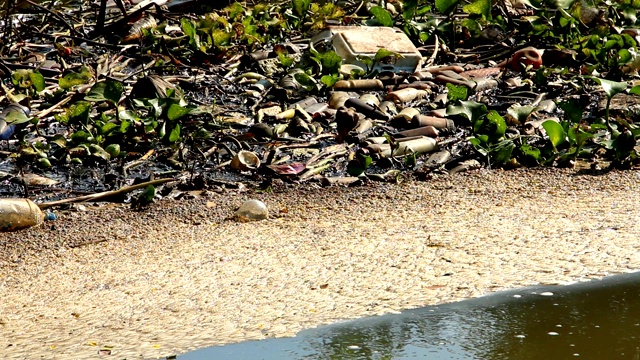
[311,26,423,73]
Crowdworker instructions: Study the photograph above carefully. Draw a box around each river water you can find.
[174,272,640,359]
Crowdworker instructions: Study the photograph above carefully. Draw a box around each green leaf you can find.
[70,130,92,143]
[59,65,93,90]
[468,136,488,156]
[318,50,342,74]
[402,0,419,20]
[119,110,141,122]
[105,144,121,158]
[56,101,92,125]
[629,85,640,96]
[89,144,111,161]
[48,134,67,148]
[29,71,45,92]
[167,103,190,121]
[574,130,594,148]
[555,0,574,9]
[506,104,536,124]
[436,0,459,14]
[294,72,318,91]
[447,100,487,123]
[181,18,199,49]
[356,55,374,70]
[446,83,468,102]
[486,110,507,138]
[169,123,181,142]
[557,99,582,123]
[159,120,169,139]
[277,50,295,67]
[592,77,628,99]
[11,69,29,88]
[520,144,541,162]
[321,74,340,87]
[100,122,118,135]
[622,7,637,23]
[11,69,45,92]
[225,2,245,19]
[474,110,506,141]
[292,0,311,17]
[462,0,491,19]
[542,120,566,149]
[374,48,402,63]
[120,119,131,133]
[370,6,394,27]
[86,81,124,104]
[212,29,232,47]
[346,154,372,176]
[491,139,515,165]
[133,185,156,207]
[4,109,30,125]
[618,49,632,64]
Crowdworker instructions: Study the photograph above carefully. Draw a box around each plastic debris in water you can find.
[234,200,268,222]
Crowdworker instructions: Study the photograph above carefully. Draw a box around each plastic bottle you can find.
[234,200,268,223]
[0,198,55,232]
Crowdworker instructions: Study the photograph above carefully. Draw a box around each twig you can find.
[425,35,439,68]
[30,32,125,51]
[38,177,176,209]
[35,93,75,118]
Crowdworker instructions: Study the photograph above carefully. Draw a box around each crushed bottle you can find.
[0,198,56,232]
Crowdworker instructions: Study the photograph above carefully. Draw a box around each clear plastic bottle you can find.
[0,198,55,232]
[234,199,268,223]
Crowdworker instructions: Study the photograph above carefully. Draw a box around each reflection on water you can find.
[175,272,640,360]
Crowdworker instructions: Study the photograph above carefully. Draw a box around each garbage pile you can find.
[0,0,639,214]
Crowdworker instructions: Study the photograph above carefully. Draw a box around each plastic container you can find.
[234,200,268,222]
[311,26,423,73]
[0,198,55,232]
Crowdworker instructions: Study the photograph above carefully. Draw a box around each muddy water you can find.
[175,272,640,360]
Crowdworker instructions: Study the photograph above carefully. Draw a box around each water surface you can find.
[176,272,640,359]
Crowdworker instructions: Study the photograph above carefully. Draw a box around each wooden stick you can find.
[38,177,176,209]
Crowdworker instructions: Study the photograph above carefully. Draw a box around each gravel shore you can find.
[2,168,640,359]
